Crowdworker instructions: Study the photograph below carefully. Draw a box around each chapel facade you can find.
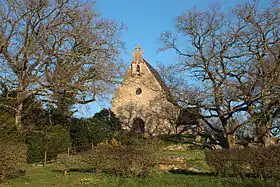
[111,46,180,135]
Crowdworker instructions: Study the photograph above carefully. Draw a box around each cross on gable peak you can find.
[132,46,144,64]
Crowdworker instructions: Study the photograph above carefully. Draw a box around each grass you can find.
[158,149,212,172]
[1,144,280,187]
[0,166,279,187]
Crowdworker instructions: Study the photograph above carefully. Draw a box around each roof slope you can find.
[144,60,177,105]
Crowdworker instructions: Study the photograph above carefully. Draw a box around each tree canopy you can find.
[160,0,279,148]
[0,0,125,130]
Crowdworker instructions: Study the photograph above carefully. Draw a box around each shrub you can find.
[55,153,83,175]
[86,145,156,178]
[97,138,122,147]
[115,132,165,150]
[249,146,280,180]
[47,125,71,158]
[205,145,280,180]
[205,148,250,178]
[26,125,71,163]
[26,132,45,163]
[0,114,23,142]
[0,141,27,182]
[70,109,121,152]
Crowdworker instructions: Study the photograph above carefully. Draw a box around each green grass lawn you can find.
[0,165,279,187]
[157,149,212,172]
[1,147,279,187]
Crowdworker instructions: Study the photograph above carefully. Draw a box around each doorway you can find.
[132,118,145,133]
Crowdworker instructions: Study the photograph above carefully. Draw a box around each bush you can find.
[47,125,71,158]
[26,125,71,163]
[205,145,280,180]
[0,114,23,142]
[55,153,83,175]
[249,146,280,180]
[26,132,45,163]
[0,141,27,182]
[86,145,156,178]
[115,132,165,150]
[205,148,251,178]
[70,109,121,152]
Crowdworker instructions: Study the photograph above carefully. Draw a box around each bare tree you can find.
[157,64,204,136]
[157,64,206,107]
[160,1,279,148]
[233,1,280,146]
[0,0,124,131]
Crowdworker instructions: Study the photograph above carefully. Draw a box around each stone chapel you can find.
[111,46,181,135]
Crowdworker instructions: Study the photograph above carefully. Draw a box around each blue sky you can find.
[75,0,270,117]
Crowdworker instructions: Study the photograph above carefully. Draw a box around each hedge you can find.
[205,145,280,180]
[86,145,157,178]
[0,141,27,182]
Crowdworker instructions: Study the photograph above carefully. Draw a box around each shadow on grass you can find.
[169,169,279,186]
[158,134,219,150]
[52,168,95,174]
[169,169,264,178]
[169,169,216,177]
[169,169,263,179]
[169,169,280,184]
[225,180,277,187]
[158,134,196,144]
[6,170,26,180]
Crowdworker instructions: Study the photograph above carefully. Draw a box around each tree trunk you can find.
[15,102,23,131]
[223,125,236,149]
[262,125,273,147]
[257,123,273,147]
[15,80,24,131]
[263,135,273,147]
[226,133,236,149]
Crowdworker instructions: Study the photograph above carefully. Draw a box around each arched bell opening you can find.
[132,118,145,134]
[136,65,140,73]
